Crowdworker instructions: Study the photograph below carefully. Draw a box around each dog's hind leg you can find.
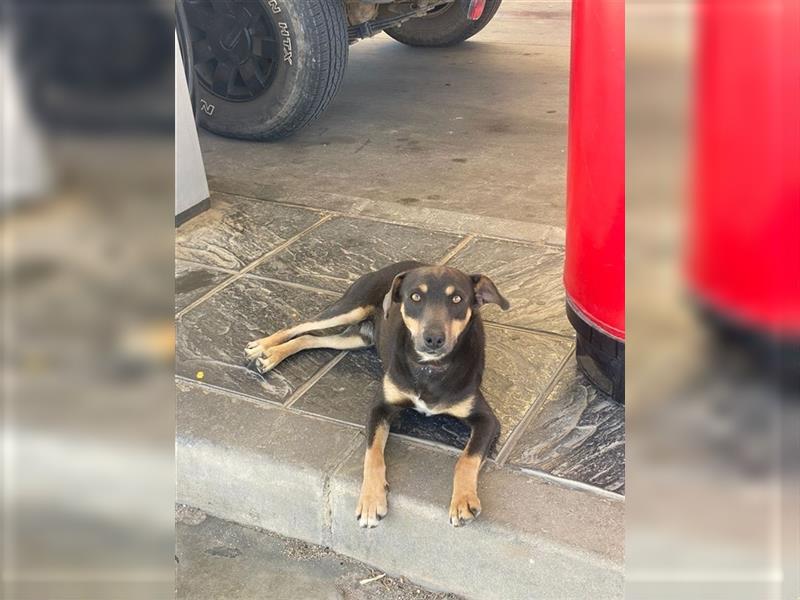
[245,300,374,364]
[246,261,421,364]
[253,324,372,374]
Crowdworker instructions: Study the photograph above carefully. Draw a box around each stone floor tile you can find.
[177,276,339,404]
[447,238,570,336]
[505,359,625,494]
[176,194,322,271]
[251,216,463,292]
[176,260,230,313]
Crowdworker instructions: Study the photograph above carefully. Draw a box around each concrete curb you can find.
[206,177,567,247]
[176,379,362,544]
[177,379,623,599]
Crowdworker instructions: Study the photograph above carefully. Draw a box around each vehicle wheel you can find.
[177,0,348,140]
[384,0,502,47]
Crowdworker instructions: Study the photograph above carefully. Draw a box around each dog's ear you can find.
[382,272,408,319]
[470,274,510,310]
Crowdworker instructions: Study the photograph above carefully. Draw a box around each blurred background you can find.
[627,1,798,599]
[1,0,797,599]
[2,1,175,598]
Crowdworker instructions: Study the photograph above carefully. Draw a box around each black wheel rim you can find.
[182,0,280,102]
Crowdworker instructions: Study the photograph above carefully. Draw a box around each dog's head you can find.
[382,265,509,361]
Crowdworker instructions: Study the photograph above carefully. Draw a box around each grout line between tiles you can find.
[241,274,342,297]
[503,463,625,501]
[175,273,239,319]
[208,191,329,216]
[176,375,286,408]
[436,234,475,265]
[482,320,574,341]
[207,187,565,249]
[284,351,349,408]
[175,214,333,319]
[494,345,575,466]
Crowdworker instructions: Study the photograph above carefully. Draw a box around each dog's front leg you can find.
[356,402,399,528]
[449,407,500,527]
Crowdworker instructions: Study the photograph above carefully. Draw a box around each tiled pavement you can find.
[176,193,625,494]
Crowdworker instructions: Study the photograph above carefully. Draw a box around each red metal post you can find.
[689,0,800,340]
[564,0,625,400]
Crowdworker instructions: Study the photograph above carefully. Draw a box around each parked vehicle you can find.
[176,0,502,140]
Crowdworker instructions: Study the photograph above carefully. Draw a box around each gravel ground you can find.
[176,506,463,600]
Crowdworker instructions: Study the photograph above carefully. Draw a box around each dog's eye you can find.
[452,295,462,304]
[411,292,422,302]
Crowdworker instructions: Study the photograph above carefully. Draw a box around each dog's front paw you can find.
[449,491,481,527]
[356,483,388,528]
[244,339,268,363]
[255,346,291,374]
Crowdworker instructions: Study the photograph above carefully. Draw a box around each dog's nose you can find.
[423,331,445,350]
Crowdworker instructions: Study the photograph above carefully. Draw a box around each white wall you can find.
[1,26,51,205]
[175,34,209,217]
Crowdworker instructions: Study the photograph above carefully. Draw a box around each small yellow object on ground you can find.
[196,371,205,380]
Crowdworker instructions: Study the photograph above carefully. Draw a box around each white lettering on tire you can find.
[278,22,293,65]
[199,98,215,116]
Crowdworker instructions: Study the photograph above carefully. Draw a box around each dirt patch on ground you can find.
[336,570,463,600]
[175,504,207,526]
[279,536,337,561]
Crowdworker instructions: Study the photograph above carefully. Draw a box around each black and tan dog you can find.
[245,261,509,528]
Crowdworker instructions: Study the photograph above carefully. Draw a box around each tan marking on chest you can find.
[383,376,474,419]
[383,376,412,405]
[443,395,475,419]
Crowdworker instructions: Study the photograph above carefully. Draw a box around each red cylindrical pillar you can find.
[689,0,800,341]
[564,0,625,401]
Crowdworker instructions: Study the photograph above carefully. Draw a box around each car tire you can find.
[177,0,348,140]
[384,0,502,47]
